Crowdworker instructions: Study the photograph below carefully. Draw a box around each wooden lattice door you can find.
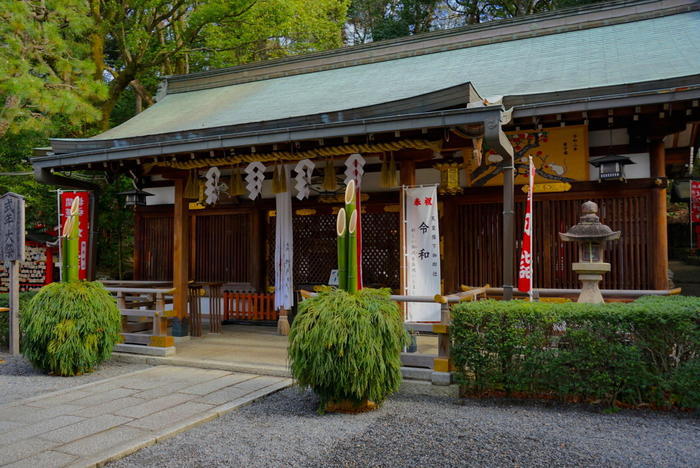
[193,211,259,287]
[267,207,400,290]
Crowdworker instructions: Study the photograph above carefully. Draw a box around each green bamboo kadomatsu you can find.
[336,208,347,291]
[62,197,80,283]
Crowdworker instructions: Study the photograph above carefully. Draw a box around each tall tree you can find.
[0,0,106,139]
[349,0,607,40]
[90,0,349,130]
[189,0,349,70]
[352,0,442,42]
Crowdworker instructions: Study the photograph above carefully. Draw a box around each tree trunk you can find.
[99,68,137,130]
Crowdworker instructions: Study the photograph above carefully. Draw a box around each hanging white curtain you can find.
[274,164,294,310]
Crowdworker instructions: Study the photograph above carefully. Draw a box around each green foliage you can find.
[0,0,106,137]
[94,176,135,279]
[20,282,121,376]
[188,0,349,70]
[349,0,608,42]
[289,288,408,410]
[0,132,57,227]
[0,292,37,350]
[94,0,349,128]
[451,298,700,409]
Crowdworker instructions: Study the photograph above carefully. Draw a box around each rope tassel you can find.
[184,170,199,199]
[380,152,398,188]
[322,158,338,192]
[272,164,287,194]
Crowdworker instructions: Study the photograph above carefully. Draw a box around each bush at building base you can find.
[288,287,408,412]
[451,297,700,409]
[21,281,121,376]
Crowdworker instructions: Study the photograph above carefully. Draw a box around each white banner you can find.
[274,165,293,310]
[403,185,441,322]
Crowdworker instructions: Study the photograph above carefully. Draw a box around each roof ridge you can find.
[163,0,698,95]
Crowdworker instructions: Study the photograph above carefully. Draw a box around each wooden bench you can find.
[105,286,175,348]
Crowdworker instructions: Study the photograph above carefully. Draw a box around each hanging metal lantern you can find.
[434,162,463,195]
[589,155,635,181]
[118,188,153,207]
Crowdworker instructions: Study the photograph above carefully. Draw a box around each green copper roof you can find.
[95,10,700,141]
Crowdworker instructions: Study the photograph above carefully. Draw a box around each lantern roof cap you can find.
[589,154,635,167]
[559,201,621,242]
[117,189,154,196]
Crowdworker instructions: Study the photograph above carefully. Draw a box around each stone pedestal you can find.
[572,262,610,304]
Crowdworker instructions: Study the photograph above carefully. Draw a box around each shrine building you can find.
[31,0,700,339]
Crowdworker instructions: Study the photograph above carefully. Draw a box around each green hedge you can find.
[451,297,700,409]
[0,291,37,350]
[21,282,121,376]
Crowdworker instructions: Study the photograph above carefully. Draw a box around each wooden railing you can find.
[223,292,278,321]
[188,282,225,336]
[104,286,175,348]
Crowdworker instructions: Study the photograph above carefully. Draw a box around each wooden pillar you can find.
[400,159,416,187]
[399,160,416,302]
[650,139,669,290]
[442,198,458,294]
[502,159,515,300]
[173,178,190,333]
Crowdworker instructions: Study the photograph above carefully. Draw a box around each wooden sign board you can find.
[0,192,25,262]
[0,192,24,356]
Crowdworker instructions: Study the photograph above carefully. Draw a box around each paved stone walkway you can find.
[0,366,292,468]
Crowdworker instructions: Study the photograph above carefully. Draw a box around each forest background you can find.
[0,0,601,278]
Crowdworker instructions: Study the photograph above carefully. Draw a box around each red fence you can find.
[223,292,278,321]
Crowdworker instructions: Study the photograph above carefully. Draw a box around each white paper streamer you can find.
[245,161,266,200]
[344,153,366,188]
[274,165,294,310]
[294,159,315,200]
[204,166,221,205]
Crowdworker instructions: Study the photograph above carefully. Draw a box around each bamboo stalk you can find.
[347,210,358,294]
[63,197,80,282]
[336,208,347,291]
[344,180,357,293]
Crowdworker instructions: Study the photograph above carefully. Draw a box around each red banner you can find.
[691,181,700,223]
[518,159,535,293]
[59,191,90,280]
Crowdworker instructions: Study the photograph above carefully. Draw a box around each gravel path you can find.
[0,353,149,405]
[110,387,700,468]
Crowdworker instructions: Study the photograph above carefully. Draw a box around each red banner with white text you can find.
[691,181,700,223]
[59,191,90,280]
[518,159,535,293]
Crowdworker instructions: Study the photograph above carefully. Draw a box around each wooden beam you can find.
[649,139,668,290]
[173,178,190,329]
[400,159,416,186]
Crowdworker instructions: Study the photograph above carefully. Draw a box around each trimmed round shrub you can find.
[289,287,408,411]
[21,281,121,376]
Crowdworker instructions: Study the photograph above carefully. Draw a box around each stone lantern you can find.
[559,201,620,303]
